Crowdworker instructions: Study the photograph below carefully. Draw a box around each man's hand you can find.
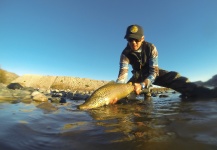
[134,79,151,95]
[134,83,143,95]
[144,79,151,88]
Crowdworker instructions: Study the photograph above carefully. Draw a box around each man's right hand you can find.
[134,83,143,95]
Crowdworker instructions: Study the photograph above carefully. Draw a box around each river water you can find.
[0,92,217,150]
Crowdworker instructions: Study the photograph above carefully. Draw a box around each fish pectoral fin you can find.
[110,97,118,104]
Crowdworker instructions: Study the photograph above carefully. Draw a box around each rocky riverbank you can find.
[0,82,93,103]
[0,71,181,112]
[0,74,109,104]
[0,74,108,103]
[0,73,173,112]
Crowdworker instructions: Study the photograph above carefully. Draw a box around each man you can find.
[116,24,216,98]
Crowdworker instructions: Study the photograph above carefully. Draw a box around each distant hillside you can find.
[0,69,19,84]
[194,74,217,86]
[1,69,108,91]
[12,74,108,91]
[205,74,217,86]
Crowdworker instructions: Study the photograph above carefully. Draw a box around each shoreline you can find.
[11,74,109,91]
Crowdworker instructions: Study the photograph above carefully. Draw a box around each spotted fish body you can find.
[78,82,134,110]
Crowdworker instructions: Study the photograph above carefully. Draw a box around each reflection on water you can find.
[0,93,217,150]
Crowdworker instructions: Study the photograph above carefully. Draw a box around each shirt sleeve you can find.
[116,54,129,83]
[145,44,159,83]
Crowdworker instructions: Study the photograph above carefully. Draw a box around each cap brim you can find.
[124,34,142,40]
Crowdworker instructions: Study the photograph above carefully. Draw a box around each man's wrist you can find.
[140,82,145,89]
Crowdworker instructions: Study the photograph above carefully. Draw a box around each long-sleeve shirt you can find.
[116,43,159,84]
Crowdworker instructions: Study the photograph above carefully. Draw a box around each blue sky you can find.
[0,0,216,82]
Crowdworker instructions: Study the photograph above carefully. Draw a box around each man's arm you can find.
[116,54,129,83]
[143,44,159,87]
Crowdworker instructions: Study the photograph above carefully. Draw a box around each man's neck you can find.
[132,46,142,52]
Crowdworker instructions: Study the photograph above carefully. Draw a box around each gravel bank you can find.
[12,74,109,91]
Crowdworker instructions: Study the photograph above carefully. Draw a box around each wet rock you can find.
[50,97,67,103]
[0,84,32,101]
[151,93,158,97]
[60,97,67,103]
[50,97,61,103]
[145,92,152,97]
[51,92,63,97]
[12,90,31,97]
[32,93,48,102]
[0,88,13,97]
[7,83,23,90]
[22,87,35,92]
[73,93,89,100]
[66,92,74,99]
[159,94,169,98]
[31,91,41,97]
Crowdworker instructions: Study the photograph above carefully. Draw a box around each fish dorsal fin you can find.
[106,80,116,85]
[127,82,133,85]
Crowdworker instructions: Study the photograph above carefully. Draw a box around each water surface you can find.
[0,93,217,150]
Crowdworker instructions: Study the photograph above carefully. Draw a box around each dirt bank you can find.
[12,74,109,91]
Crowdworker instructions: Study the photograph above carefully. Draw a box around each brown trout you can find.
[78,81,134,110]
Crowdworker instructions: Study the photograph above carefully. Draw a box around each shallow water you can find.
[0,93,217,150]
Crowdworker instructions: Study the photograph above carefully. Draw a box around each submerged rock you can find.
[36,102,58,112]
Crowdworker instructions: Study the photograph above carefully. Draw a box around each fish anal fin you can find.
[110,97,118,104]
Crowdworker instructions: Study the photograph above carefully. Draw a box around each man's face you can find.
[127,36,144,51]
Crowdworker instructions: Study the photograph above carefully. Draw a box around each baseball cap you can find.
[124,24,144,40]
